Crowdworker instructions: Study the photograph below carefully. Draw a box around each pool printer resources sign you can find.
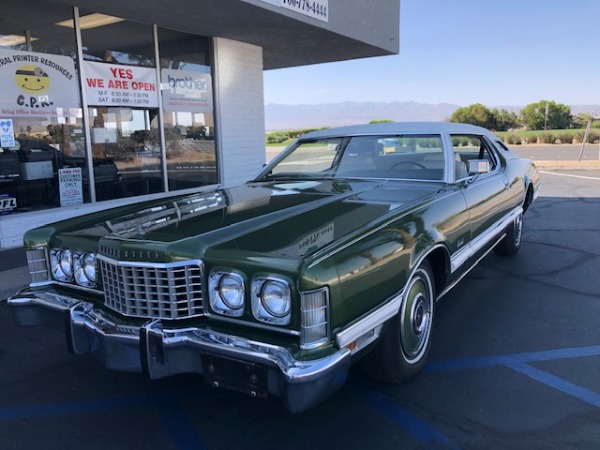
[0,48,80,118]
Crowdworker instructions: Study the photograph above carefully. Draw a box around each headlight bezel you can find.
[73,251,98,287]
[50,248,73,282]
[251,276,292,325]
[209,270,246,317]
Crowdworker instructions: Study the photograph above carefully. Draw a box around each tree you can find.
[369,119,394,124]
[518,100,572,130]
[449,103,494,129]
[571,113,594,129]
[490,108,519,131]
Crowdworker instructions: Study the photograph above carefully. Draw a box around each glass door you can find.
[88,107,163,200]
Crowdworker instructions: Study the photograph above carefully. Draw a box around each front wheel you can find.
[361,261,435,384]
[494,211,523,256]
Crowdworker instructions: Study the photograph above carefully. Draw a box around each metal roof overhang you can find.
[1,0,399,69]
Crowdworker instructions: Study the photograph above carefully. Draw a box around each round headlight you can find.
[209,271,245,317]
[60,250,73,278]
[51,248,73,281]
[219,274,244,310]
[261,280,291,318]
[74,252,97,287]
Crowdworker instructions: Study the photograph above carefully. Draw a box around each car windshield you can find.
[259,134,447,181]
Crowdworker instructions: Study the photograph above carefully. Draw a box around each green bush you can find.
[555,131,574,144]
[574,130,600,143]
[266,131,290,144]
[504,133,522,145]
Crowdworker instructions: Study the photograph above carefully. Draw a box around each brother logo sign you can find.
[167,74,207,92]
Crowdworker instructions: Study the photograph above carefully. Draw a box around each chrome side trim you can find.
[336,207,522,350]
[533,182,541,200]
[335,242,448,350]
[450,206,523,273]
[336,291,403,349]
[438,232,505,300]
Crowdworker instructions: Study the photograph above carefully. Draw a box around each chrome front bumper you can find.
[8,289,351,413]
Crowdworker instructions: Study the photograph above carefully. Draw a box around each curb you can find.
[533,160,600,170]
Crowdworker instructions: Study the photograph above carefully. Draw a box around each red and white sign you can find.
[83,61,158,108]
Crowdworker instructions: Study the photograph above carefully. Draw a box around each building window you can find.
[0,3,86,213]
[80,14,163,199]
[0,4,218,217]
[79,13,155,67]
[158,28,217,191]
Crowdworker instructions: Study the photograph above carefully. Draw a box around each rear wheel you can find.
[494,211,523,256]
[361,261,435,384]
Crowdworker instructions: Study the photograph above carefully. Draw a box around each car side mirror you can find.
[468,159,490,175]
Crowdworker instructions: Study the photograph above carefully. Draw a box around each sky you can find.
[264,0,600,107]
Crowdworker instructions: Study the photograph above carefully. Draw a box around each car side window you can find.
[450,134,498,173]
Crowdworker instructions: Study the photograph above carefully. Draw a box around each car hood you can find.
[55,179,443,260]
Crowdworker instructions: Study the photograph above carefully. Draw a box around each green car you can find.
[8,122,540,412]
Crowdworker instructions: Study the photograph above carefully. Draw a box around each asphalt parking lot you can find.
[1,168,599,450]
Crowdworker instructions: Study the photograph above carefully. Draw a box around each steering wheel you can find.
[390,161,427,170]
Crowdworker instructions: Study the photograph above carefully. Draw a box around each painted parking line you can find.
[356,345,600,448]
[539,171,600,181]
[424,345,600,373]
[0,391,208,450]
[424,345,600,412]
[0,394,150,421]
[155,396,208,450]
[505,361,600,409]
[361,389,459,449]
[2,346,599,449]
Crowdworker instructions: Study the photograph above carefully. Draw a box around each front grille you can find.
[98,257,204,320]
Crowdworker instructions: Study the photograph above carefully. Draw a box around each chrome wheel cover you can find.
[399,268,433,364]
[514,213,523,247]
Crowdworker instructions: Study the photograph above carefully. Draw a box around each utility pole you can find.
[578,116,600,161]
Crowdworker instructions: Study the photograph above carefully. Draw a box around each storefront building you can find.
[0,0,399,248]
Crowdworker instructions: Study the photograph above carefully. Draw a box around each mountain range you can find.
[265,102,600,131]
